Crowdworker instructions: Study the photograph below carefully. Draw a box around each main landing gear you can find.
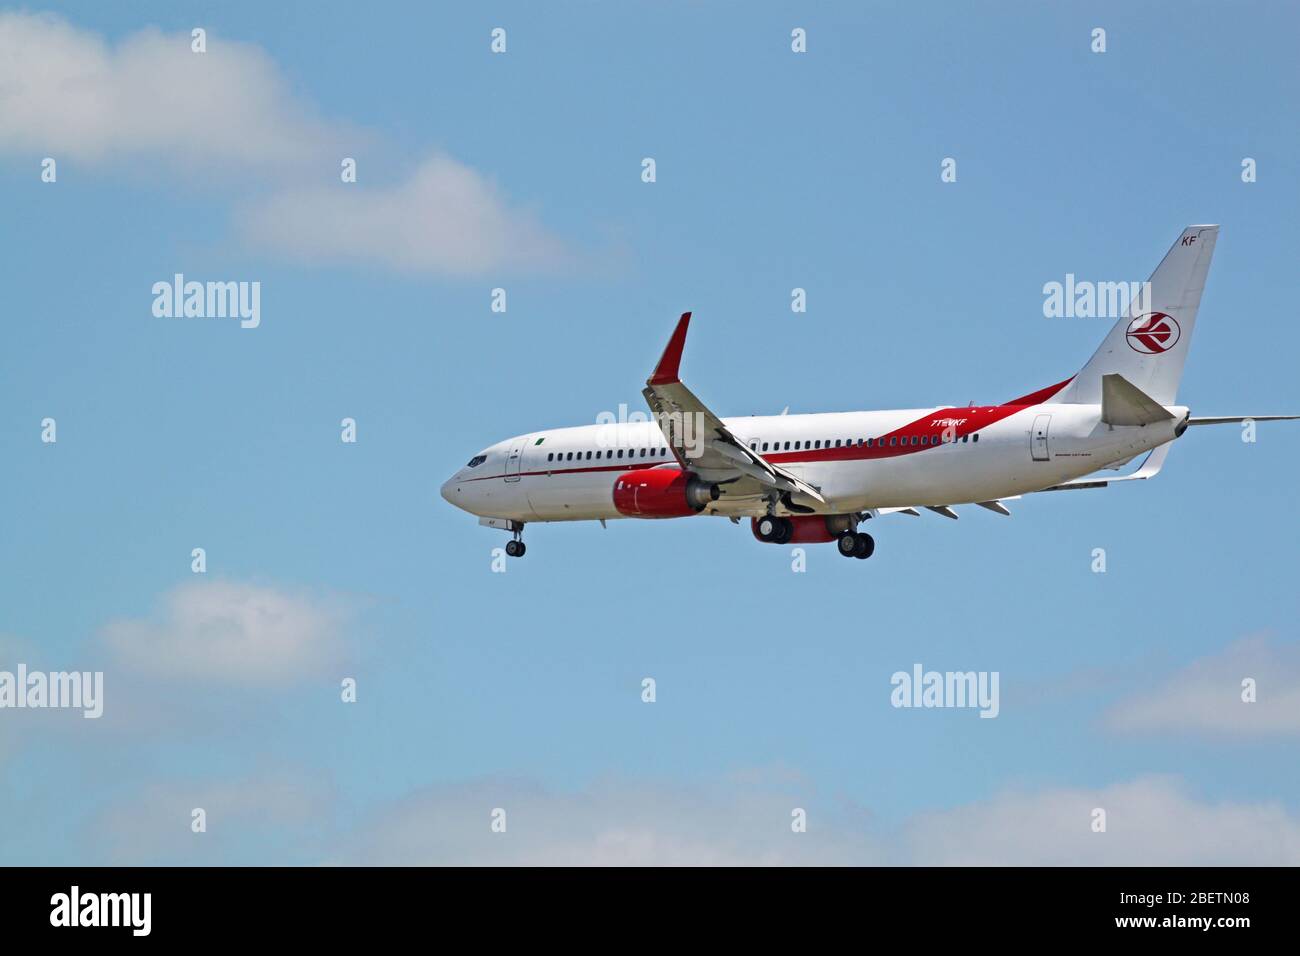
[755,513,876,559]
[505,525,527,558]
[836,531,875,560]
[754,515,793,544]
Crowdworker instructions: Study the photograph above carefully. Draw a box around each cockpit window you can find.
[466,454,488,468]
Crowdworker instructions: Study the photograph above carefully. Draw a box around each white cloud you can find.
[90,766,333,864]
[1104,634,1300,736]
[334,772,1300,866]
[20,744,1300,865]
[237,154,573,276]
[340,774,883,866]
[902,775,1300,865]
[100,580,347,683]
[0,11,339,171]
[0,12,574,275]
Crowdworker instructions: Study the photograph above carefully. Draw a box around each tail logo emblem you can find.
[1126,312,1180,354]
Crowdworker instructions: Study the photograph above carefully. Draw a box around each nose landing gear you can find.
[499,521,527,558]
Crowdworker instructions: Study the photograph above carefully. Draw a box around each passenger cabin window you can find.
[973,434,980,442]
[466,454,488,468]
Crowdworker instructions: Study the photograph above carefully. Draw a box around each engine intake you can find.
[612,468,719,518]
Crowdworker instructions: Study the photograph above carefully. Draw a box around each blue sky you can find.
[2,1,1298,864]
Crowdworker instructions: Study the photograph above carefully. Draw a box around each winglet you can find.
[648,312,691,385]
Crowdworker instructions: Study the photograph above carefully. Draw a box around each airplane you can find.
[441,225,1297,560]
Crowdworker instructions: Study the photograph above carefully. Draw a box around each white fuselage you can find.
[440,401,1187,523]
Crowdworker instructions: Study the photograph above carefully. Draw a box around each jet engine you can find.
[612,468,720,517]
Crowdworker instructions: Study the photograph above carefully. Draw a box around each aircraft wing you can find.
[643,313,825,505]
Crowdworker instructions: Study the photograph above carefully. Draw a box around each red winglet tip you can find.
[648,312,691,385]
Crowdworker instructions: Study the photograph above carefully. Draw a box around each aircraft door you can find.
[505,439,525,481]
[1030,414,1051,462]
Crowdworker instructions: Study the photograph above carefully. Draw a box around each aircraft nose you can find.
[440,476,456,504]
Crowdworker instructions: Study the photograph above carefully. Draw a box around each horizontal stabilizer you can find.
[1186,415,1300,425]
[1037,441,1172,492]
[1101,374,1174,427]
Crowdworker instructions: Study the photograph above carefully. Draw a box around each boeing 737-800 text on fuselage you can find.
[442,226,1297,560]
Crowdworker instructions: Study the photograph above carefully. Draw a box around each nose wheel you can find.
[837,531,875,559]
[504,524,527,558]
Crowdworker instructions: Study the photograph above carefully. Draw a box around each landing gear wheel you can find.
[853,532,875,559]
[505,540,526,558]
[837,532,859,557]
[757,516,793,544]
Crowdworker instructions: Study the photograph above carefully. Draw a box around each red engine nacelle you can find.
[612,468,719,518]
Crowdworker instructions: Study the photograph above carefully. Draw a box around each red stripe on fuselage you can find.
[1000,376,1073,407]
[461,461,663,482]
[463,383,1073,482]
[763,391,1069,465]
